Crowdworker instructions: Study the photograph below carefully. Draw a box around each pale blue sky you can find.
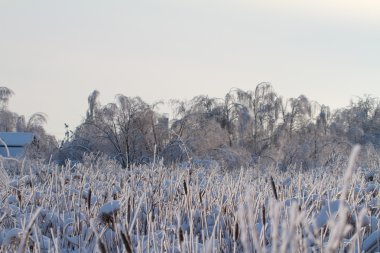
[1,0,379,138]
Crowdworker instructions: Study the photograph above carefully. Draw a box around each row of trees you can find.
[57,83,380,169]
[2,85,378,169]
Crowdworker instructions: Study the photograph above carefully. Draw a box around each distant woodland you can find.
[1,84,380,169]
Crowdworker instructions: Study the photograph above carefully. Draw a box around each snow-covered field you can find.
[1,149,380,252]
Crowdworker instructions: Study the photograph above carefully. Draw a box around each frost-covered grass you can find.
[1,149,380,252]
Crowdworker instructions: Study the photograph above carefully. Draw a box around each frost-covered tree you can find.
[231,83,281,155]
[0,87,17,131]
[86,90,100,121]
[68,91,168,168]
[332,95,380,146]
[168,96,230,163]
[0,87,14,110]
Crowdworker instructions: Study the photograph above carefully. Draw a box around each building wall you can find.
[0,132,34,158]
[0,147,26,158]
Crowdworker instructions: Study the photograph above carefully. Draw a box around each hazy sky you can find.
[1,0,379,139]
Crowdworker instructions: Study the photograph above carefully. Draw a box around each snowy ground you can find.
[1,151,380,252]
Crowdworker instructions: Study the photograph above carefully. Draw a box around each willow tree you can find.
[86,90,100,121]
[225,83,281,155]
[169,95,230,157]
[74,91,166,168]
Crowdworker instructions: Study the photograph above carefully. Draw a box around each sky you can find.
[1,0,379,139]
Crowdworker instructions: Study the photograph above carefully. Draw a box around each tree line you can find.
[57,83,380,169]
[1,84,380,169]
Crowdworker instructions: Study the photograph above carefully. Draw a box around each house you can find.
[0,132,34,158]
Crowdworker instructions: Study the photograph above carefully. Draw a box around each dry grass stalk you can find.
[17,207,42,253]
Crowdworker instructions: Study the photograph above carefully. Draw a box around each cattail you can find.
[234,222,239,241]
[87,188,92,211]
[178,227,184,252]
[199,190,205,203]
[120,230,133,253]
[17,190,22,207]
[270,176,278,200]
[262,205,267,247]
[179,227,184,243]
[183,180,188,195]
[127,197,131,224]
[262,205,266,228]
